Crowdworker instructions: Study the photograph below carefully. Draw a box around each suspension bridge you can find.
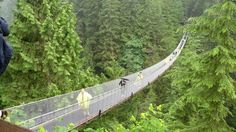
[0,34,188,132]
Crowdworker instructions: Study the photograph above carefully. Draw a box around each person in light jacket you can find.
[135,72,143,82]
[77,89,92,116]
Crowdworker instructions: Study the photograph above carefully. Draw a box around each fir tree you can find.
[120,37,145,73]
[74,0,102,68]
[0,0,98,106]
[94,0,122,74]
[169,0,236,131]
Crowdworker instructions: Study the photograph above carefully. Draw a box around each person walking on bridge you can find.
[172,50,178,55]
[135,72,143,82]
[134,72,144,88]
[119,78,129,97]
[165,56,171,64]
[77,89,92,116]
[0,110,10,121]
[0,17,12,76]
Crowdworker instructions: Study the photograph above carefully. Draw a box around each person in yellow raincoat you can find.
[135,72,143,82]
[164,57,169,64]
[134,72,144,88]
[77,89,92,116]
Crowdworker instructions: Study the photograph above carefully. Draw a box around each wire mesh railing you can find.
[3,34,188,132]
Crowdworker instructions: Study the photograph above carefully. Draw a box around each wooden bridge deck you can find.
[0,119,32,132]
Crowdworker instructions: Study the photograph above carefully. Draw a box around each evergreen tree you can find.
[74,0,123,77]
[118,0,163,67]
[94,0,122,74]
[169,0,236,131]
[120,37,145,73]
[74,0,189,129]
[157,0,184,57]
[0,0,98,106]
[73,0,101,68]
[184,0,219,17]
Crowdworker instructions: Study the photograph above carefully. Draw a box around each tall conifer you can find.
[169,0,236,131]
[0,0,98,106]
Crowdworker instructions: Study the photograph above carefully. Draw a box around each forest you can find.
[0,0,236,131]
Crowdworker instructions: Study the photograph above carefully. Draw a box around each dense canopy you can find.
[0,0,235,131]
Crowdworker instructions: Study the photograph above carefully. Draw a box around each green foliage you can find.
[119,104,167,132]
[184,0,219,17]
[2,0,226,131]
[53,123,77,132]
[94,0,122,72]
[38,126,47,132]
[104,60,125,79]
[74,0,122,74]
[226,102,236,129]
[85,104,167,132]
[72,0,190,131]
[168,0,236,131]
[83,128,108,132]
[120,37,145,73]
[38,123,77,132]
[0,0,98,107]
[73,0,184,75]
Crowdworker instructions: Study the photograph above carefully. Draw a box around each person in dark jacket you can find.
[0,110,10,122]
[119,78,129,97]
[0,17,12,76]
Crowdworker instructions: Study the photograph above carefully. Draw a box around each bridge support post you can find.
[99,110,102,117]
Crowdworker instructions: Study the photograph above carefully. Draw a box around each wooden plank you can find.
[0,119,32,132]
